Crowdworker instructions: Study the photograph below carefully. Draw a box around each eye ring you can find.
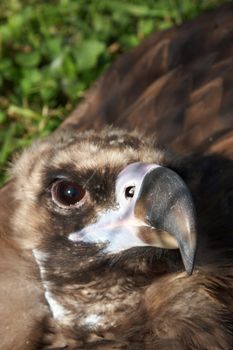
[51,180,86,208]
[125,185,136,199]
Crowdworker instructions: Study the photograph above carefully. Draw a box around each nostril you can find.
[125,186,136,199]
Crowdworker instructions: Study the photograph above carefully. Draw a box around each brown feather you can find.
[62,2,233,157]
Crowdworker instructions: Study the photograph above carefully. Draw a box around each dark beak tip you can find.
[181,246,196,275]
[184,260,195,275]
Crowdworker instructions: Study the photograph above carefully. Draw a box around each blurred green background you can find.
[0,0,228,185]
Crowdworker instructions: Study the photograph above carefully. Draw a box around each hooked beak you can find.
[69,163,197,275]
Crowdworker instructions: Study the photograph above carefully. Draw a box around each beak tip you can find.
[181,246,196,275]
[185,261,194,275]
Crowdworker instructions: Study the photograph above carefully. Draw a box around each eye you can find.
[125,186,135,199]
[51,180,86,207]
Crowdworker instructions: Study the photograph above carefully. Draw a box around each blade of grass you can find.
[0,122,16,165]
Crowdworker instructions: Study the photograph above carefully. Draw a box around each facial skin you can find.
[9,127,196,348]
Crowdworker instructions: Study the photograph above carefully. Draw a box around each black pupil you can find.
[54,181,85,206]
[65,186,78,197]
[125,186,135,198]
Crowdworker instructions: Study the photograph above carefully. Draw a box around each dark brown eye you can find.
[51,180,86,207]
[125,186,135,199]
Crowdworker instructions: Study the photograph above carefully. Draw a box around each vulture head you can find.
[10,127,197,346]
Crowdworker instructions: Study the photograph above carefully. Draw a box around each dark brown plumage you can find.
[63,2,233,159]
[0,3,233,349]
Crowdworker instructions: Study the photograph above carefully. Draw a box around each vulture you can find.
[0,3,233,349]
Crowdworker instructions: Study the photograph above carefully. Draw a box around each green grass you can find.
[0,0,228,185]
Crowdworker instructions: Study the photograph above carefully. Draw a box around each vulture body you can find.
[0,3,233,349]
